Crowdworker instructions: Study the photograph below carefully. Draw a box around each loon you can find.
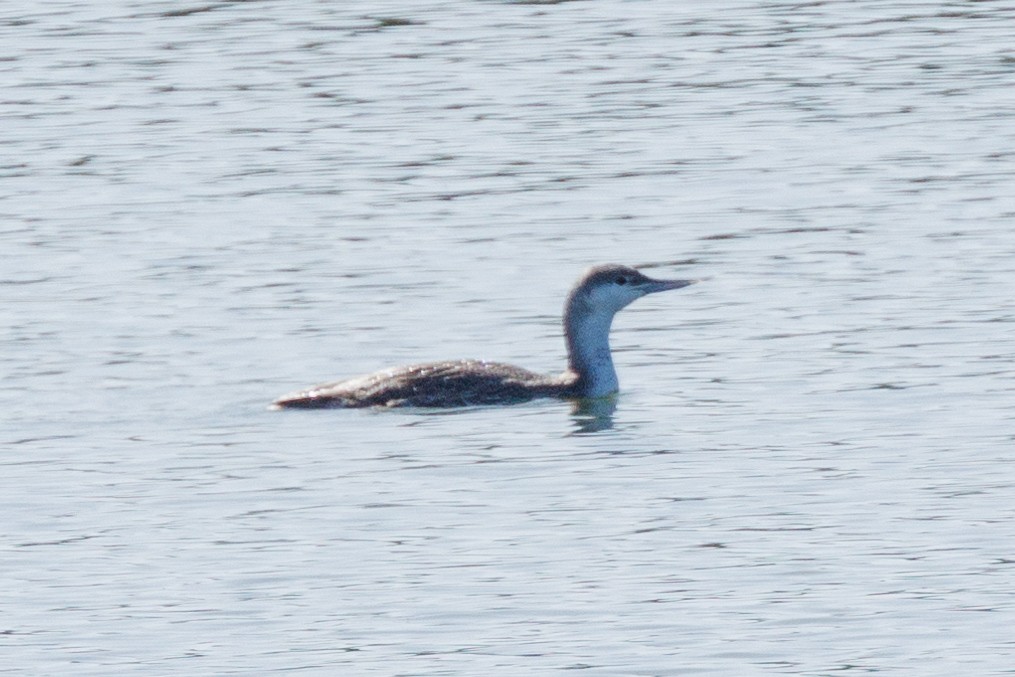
[272,264,696,409]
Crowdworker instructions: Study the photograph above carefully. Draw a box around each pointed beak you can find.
[641,277,698,294]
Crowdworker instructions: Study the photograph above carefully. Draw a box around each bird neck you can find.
[564,300,619,398]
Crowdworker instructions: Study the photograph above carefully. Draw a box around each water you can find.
[3,1,1015,674]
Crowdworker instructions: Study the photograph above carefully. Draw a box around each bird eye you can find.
[615,276,628,285]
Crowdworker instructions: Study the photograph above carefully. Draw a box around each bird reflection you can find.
[569,396,617,434]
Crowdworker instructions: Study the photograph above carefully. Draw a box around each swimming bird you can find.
[272,264,696,409]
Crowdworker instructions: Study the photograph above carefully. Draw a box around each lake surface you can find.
[4,1,1015,674]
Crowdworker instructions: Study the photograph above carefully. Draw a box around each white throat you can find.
[565,307,620,398]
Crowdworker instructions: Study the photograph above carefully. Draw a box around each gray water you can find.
[4,1,1015,675]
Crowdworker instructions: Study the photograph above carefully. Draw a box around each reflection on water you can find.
[569,396,617,434]
[4,1,1015,675]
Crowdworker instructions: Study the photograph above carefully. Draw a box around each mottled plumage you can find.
[272,264,695,409]
[274,359,579,409]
